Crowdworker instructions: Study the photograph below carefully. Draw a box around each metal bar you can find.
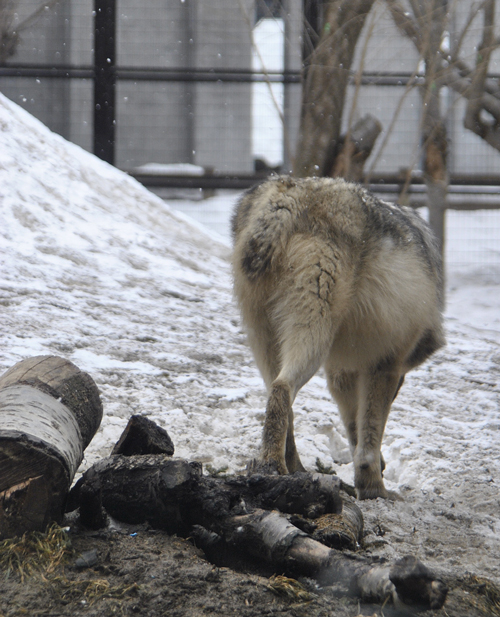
[115,69,302,83]
[5,64,500,87]
[93,0,116,164]
[0,66,94,78]
[0,64,302,83]
[126,173,267,191]
[125,171,500,206]
[366,173,500,186]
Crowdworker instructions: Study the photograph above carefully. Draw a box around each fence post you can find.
[282,0,302,174]
[94,0,116,164]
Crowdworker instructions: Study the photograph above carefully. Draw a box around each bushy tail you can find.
[234,177,302,280]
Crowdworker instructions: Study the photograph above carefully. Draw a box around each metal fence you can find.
[1,0,500,272]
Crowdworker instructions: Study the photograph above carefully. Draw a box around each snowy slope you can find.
[1,93,499,585]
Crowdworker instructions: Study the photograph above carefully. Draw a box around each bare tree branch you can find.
[339,2,380,179]
[463,1,500,148]
[0,0,19,62]
[0,0,61,64]
[364,59,423,182]
[449,0,488,63]
[385,0,422,51]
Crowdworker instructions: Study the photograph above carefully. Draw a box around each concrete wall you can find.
[0,0,73,139]
[0,0,254,172]
[114,0,194,168]
[191,0,253,173]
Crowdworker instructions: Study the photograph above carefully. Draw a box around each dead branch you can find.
[331,114,382,181]
[385,0,422,51]
[463,1,500,149]
[0,0,61,64]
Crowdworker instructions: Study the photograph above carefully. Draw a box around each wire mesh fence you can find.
[0,0,499,273]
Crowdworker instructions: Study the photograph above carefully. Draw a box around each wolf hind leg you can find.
[326,368,359,455]
[354,365,403,499]
[285,405,306,473]
[244,310,281,391]
[261,313,339,474]
[327,368,389,476]
[259,235,351,474]
[261,358,323,475]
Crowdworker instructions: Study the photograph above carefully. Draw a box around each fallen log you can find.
[0,356,102,537]
[72,453,447,609]
[219,509,446,609]
[69,455,342,529]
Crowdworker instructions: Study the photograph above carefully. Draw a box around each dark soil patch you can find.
[0,524,496,617]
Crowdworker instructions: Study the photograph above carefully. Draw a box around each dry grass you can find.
[461,574,500,617]
[267,574,315,603]
[0,524,72,582]
[45,576,139,606]
[0,524,139,610]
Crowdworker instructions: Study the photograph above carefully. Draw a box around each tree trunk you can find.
[0,356,102,537]
[419,0,448,254]
[463,2,499,149]
[293,0,376,177]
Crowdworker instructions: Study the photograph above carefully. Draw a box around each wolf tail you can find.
[233,177,302,280]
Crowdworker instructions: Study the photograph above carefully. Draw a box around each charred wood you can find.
[73,453,447,609]
[111,414,175,456]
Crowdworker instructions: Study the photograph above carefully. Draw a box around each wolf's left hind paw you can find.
[356,485,389,500]
[246,458,283,476]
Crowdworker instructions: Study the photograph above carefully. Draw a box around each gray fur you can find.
[232,176,445,499]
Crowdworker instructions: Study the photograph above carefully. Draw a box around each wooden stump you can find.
[0,356,103,538]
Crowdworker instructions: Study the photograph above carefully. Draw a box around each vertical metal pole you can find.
[282,0,302,174]
[184,0,195,164]
[94,0,116,164]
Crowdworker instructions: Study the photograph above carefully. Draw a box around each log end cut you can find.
[0,356,103,538]
[0,440,70,538]
[0,355,103,449]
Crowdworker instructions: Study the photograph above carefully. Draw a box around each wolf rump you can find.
[231,176,445,499]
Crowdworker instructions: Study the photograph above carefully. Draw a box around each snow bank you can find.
[1,92,499,584]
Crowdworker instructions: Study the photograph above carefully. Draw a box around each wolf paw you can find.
[355,482,389,500]
[246,458,286,476]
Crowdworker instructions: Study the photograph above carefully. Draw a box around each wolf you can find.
[231,176,445,499]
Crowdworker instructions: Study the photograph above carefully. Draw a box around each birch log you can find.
[0,355,102,537]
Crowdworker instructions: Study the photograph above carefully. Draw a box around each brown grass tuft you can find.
[267,574,315,603]
[0,524,72,582]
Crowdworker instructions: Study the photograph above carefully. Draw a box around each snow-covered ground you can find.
[1,92,499,586]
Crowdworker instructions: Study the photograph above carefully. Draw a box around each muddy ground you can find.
[1,513,498,617]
